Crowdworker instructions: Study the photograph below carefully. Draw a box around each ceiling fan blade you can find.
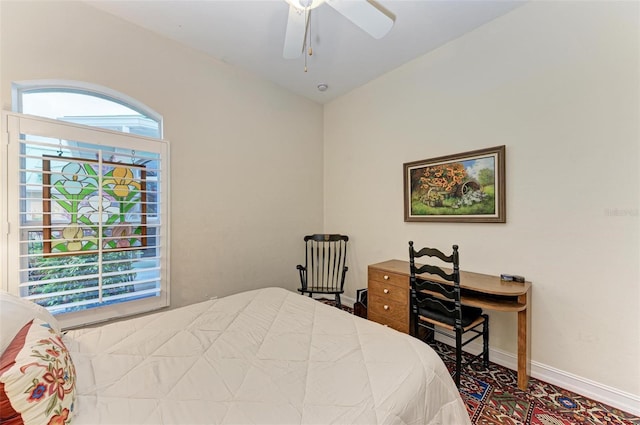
[283,5,309,59]
[325,0,394,39]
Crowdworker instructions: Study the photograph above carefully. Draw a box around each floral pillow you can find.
[0,291,61,355]
[0,319,76,425]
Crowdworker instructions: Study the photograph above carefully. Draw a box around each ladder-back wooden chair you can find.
[408,241,489,387]
[297,234,349,308]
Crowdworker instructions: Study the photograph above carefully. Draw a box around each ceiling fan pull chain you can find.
[304,4,310,72]
[307,9,313,56]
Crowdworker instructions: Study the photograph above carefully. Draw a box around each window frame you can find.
[12,80,163,138]
[1,110,170,330]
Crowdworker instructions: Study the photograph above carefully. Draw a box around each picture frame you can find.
[403,145,506,223]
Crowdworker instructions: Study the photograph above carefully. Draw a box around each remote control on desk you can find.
[500,274,525,283]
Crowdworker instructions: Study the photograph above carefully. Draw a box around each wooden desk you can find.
[368,259,532,390]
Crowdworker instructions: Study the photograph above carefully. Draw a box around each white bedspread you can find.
[64,287,470,424]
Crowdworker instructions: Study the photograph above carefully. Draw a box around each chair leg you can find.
[425,323,435,343]
[483,314,490,368]
[417,323,435,343]
[335,294,342,309]
[455,329,462,388]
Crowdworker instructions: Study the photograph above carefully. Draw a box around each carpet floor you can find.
[318,299,639,425]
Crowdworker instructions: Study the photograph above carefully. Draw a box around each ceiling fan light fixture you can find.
[285,0,326,11]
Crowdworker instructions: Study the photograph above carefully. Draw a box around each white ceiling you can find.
[87,0,525,104]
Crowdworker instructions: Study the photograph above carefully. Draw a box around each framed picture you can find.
[403,145,506,223]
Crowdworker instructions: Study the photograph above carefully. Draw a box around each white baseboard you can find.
[342,295,355,306]
[437,337,640,417]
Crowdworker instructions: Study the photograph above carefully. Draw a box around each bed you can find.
[1,287,470,425]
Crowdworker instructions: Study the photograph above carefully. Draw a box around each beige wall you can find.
[324,1,639,395]
[0,1,324,307]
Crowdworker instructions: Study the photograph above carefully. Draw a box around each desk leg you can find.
[517,291,530,390]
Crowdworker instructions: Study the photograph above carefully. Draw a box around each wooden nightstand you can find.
[367,263,409,333]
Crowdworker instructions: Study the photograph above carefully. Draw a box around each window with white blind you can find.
[2,112,169,329]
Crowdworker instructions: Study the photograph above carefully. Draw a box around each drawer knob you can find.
[383,275,389,280]
[383,288,389,294]
[383,305,389,310]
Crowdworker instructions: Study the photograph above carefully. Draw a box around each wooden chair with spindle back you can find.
[297,234,349,308]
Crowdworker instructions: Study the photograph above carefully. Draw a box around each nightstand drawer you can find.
[368,293,408,323]
[368,311,409,334]
[368,268,407,289]
[368,279,408,306]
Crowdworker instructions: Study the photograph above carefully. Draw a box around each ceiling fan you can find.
[283,0,394,59]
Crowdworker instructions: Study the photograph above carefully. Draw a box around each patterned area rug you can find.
[318,299,640,425]
[433,341,640,425]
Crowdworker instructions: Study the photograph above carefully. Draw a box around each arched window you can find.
[3,81,169,329]
[13,80,162,138]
